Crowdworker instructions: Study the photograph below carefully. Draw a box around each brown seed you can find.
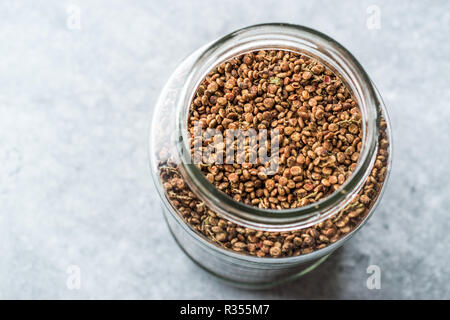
[302,71,312,80]
[315,109,324,119]
[304,183,314,191]
[206,173,214,183]
[279,176,288,185]
[289,166,302,176]
[207,82,218,92]
[308,98,317,107]
[269,246,281,257]
[267,84,278,94]
[329,175,338,184]
[345,146,355,156]
[301,90,310,100]
[216,232,227,242]
[293,237,302,246]
[329,123,339,132]
[228,173,239,184]
[315,146,327,157]
[225,78,236,89]
[360,194,370,204]
[263,98,275,108]
[263,240,274,246]
[296,154,306,164]
[265,179,275,191]
[217,97,227,106]
[291,132,301,142]
[351,152,360,162]
[303,235,315,247]
[233,242,247,251]
[311,64,324,74]
[284,127,295,135]
[256,250,266,257]
[285,85,295,92]
[348,123,359,134]
[258,171,268,180]
[262,111,272,121]
[280,61,289,71]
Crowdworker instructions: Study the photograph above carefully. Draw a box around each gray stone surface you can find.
[0,0,449,299]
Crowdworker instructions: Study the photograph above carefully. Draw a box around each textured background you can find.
[1,0,449,299]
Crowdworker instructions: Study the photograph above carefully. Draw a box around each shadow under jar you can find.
[149,23,392,289]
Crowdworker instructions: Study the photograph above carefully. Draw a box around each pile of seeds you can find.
[159,118,388,257]
[157,50,390,258]
[188,50,362,209]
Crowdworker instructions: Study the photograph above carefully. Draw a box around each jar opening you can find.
[175,23,380,231]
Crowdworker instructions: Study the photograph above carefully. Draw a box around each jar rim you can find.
[175,23,380,231]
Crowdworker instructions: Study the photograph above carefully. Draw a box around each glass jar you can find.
[149,23,392,288]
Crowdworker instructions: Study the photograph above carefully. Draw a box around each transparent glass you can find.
[149,23,392,288]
